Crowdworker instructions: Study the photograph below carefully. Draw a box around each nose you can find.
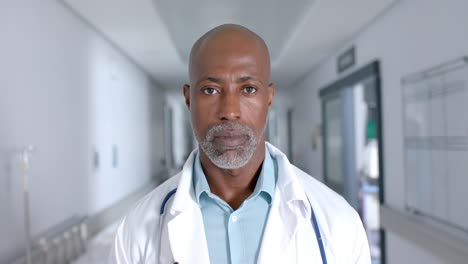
[218,91,241,120]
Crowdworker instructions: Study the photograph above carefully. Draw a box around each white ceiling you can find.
[62,0,397,89]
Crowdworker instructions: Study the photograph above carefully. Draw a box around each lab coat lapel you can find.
[257,187,299,263]
[258,143,323,263]
[164,149,210,264]
[166,205,209,264]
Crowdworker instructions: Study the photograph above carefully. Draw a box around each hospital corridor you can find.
[1,0,468,263]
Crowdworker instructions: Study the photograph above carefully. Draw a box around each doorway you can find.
[320,61,384,264]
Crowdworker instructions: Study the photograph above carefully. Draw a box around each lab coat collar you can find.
[266,142,311,218]
[169,142,312,221]
[170,143,306,214]
[168,149,198,215]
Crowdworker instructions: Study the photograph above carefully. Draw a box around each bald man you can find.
[110,24,371,264]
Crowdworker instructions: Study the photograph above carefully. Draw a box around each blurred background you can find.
[1,0,468,263]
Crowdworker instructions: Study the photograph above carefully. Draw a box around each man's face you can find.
[184,34,275,169]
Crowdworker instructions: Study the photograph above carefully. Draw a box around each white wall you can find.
[164,90,193,169]
[87,32,163,214]
[0,0,163,262]
[291,0,468,263]
[269,89,292,155]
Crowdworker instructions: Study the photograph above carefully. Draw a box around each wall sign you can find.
[337,46,356,74]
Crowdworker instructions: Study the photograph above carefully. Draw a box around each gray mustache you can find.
[205,122,254,141]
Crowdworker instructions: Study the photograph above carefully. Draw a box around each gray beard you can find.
[197,122,259,169]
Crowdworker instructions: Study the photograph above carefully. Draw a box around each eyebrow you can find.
[202,75,259,84]
[206,76,222,83]
[237,76,258,83]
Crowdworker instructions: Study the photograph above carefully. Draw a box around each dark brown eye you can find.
[243,86,257,94]
[203,87,219,95]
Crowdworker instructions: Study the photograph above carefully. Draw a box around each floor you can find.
[72,222,119,264]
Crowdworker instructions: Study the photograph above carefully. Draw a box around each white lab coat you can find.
[110,143,370,264]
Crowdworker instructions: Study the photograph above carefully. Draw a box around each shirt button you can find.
[231,216,238,222]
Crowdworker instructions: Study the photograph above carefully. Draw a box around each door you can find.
[323,94,345,195]
[320,61,384,264]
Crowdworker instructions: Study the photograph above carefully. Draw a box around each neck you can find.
[199,141,266,210]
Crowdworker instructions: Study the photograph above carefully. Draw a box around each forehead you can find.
[195,54,264,78]
[190,40,270,83]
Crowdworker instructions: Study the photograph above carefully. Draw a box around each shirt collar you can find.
[193,147,276,205]
[193,153,210,204]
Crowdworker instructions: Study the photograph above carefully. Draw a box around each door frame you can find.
[319,60,386,263]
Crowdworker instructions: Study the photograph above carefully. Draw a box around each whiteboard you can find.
[402,57,468,232]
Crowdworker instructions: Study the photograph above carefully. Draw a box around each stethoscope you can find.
[309,198,328,264]
[160,189,328,264]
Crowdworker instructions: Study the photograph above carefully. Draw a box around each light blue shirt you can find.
[193,148,277,264]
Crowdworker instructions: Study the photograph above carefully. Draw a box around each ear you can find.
[183,84,191,109]
[267,82,275,107]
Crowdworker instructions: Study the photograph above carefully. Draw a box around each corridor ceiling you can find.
[62,0,397,89]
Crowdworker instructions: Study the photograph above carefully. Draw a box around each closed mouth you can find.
[212,134,248,147]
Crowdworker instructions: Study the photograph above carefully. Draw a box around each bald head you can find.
[183,24,275,170]
[188,24,271,83]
